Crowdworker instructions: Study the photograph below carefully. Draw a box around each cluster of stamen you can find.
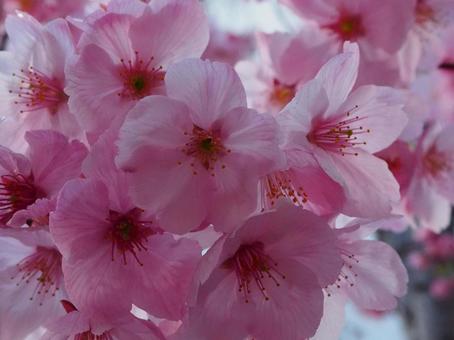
[223,242,286,303]
[106,208,154,266]
[10,67,67,115]
[261,171,308,211]
[325,13,365,41]
[0,173,44,224]
[416,0,436,25]
[181,125,230,175]
[117,51,165,100]
[308,107,370,156]
[423,145,451,177]
[270,79,296,108]
[10,247,62,305]
[325,250,359,297]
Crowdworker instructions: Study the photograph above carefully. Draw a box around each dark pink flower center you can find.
[326,13,365,41]
[261,171,308,211]
[181,125,230,175]
[223,242,286,303]
[107,208,155,266]
[270,79,295,108]
[10,67,67,115]
[118,51,165,100]
[423,145,451,177]
[10,246,63,305]
[308,107,370,156]
[416,0,436,25]
[0,173,44,224]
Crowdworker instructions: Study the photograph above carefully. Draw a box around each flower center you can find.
[18,0,35,11]
[10,67,67,115]
[0,173,45,224]
[416,0,436,25]
[261,171,308,211]
[106,208,155,266]
[423,145,451,177]
[223,242,285,303]
[10,246,63,305]
[326,14,365,41]
[118,51,165,100]
[270,79,295,108]
[307,107,370,156]
[325,249,359,297]
[181,125,230,175]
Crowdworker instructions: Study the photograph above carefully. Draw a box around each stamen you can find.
[308,106,369,156]
[0,173,45,224]
[270,79,295,108]
[10,67,67,115]
[325,250,359,297]
[106,208,155,266]
[423,145,451,177]
[260,171,308,211]
[10,247,63,306]
[181,125,229,175]
[325,14,365,41]
[117,51,165,100]
[223,242,285,303]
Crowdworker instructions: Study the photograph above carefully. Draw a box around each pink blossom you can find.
[278,43,408,218]
[177,202,342,340]
[329,222,408,311]
[3,0,89,23]
[430,277,454,299]
[50,129,202,320]
[117,59,283,233]
[0,229,65,340]
[404,124,454,231]
[280,0,415,54]
[65,0,209,140]
[42,300,166,340]
[0,130,87,226]
[236,28,336,114]
[0,13,83,151]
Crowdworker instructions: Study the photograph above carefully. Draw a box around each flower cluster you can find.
[0,0,452,339]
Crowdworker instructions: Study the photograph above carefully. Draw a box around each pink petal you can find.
[129,0,209,66]
[165,59,247,129]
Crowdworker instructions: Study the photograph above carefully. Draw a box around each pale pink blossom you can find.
[177,202,342,340]
[50,129,202,320]
[0,13,83,151]
[280,0,415,54]
[0,130,87,226]
[236,28,336,114]
[0,229,65,340]
[278,43,408,218]
[404,124,454,231]
[3,0,89,23]
[66,0,209,140]
[117,59,283,233]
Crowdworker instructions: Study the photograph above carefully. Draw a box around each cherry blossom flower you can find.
[0,13,83,151]
[404,124,454,231]
[0,130,87,227]
[278,42,408,218]
[177,202,342,340]
[0,229,66,340]
[236,27,336,114]
[65,0,209,140]
[117,59,283,233]
[50,129,202,320]
[3,0,89,23]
